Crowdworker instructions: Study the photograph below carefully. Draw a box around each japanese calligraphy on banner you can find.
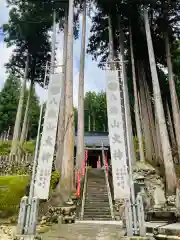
[34,73,63,199]
[106,70,130,200]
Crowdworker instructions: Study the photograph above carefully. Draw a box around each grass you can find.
[0,175,29,217]
[0,171,60,218]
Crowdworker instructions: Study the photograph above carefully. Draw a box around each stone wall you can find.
[0,154,33,175]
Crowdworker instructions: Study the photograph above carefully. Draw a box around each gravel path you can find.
[0,225,16,240]
[41,222,125,240]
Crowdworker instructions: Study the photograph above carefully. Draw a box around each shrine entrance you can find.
[85,147,110,168]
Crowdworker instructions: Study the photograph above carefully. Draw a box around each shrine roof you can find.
[74,132,109,147]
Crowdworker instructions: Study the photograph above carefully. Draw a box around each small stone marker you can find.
[153,187,166,209]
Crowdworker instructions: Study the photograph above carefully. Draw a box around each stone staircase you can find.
[83,168,112,220]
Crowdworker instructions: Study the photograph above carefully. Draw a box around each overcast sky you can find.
[0,1,106,106]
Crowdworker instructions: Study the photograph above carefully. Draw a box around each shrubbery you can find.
[0,171,60,218]
[0,140,35,156]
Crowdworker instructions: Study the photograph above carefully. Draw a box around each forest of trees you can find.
[0,76,108,138]
[1,0,180,200]
[0,75,40,139]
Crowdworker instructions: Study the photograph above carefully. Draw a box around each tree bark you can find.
[129,25,145,162]
[166,101,176,148]
[76,1,86,171]
[155,109,163,164]
[119,27,136,166]
[144,77,157,159]
[19,81,33,147]
[55,7,68,173]
[165,32,180,161]
[61,0,75,195]
[139,80,152,162]
[108,15,115,61]
[11,55,29,154]
[88,114,91,131]
[144,8,176,194]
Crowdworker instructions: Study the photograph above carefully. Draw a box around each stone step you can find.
[86,191,108,197]
[83,217,112,220]
[86,188,107,191]
[87,183,106,186]
[85,200,109,204]
[85,197,109,200]
[83,215,112,219]
[85,197,109,204]
[87,186,106,189]
[86,196,108,200]
[85,201,109,204]
[84,205,110,209]
[84,211,111,215]
[86,189,107,192]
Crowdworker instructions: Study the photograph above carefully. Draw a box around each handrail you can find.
[101,142,115,220]
[80,164,88,220]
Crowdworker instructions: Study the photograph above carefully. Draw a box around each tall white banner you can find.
[34,73,63,199]
[106,70,130,199]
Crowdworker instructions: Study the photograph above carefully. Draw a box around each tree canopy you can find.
[0,75,20,136]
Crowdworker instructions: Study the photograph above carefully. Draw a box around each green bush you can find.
[0,141,11,155]
[0,172,60,218]
[50,171,60,190]
[0,140,36,156]
[22,141,35,154]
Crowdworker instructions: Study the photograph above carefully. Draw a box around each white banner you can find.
[34,73,63,199]
[106,70,130,199]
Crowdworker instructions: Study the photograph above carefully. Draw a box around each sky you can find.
[0,1,106,106]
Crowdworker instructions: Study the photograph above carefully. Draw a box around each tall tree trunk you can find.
[108,15,115,61]
[51,10,56,74]
[144,77,157,157]
[165,32,180,161]
[19,81,33,147]
[93,112,96,131]
[11,56,29,154]
[88,114,91,131]
[76,1,86,171]
[50,1,75,207]
[55,7,68,173]
[144,8,176,194]
[25,117,29,141]
[129,25,145,162]
[155,109,163,163]
[166,101,176,148]
[139,80,152,161]
[138,62,158,162]
[61,0,75,192]
[119,27,136,166]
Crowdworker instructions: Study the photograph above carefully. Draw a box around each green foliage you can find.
[0,140,35,155]
[84,91,108,132]
[74,107,78,132]
[175,165,180,179]
[50,171,60,190]
[22,140,35,153]
[0,172,60,217]
[3,3,51,86]
[0,75,20,135]
[26,87,40,139]
[0,141,11,155]
[0,75,40,141]
[0,175,29,217]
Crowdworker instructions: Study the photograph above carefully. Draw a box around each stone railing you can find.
[0,153,33,175]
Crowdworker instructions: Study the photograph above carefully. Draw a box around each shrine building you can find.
[74,132,111,168]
